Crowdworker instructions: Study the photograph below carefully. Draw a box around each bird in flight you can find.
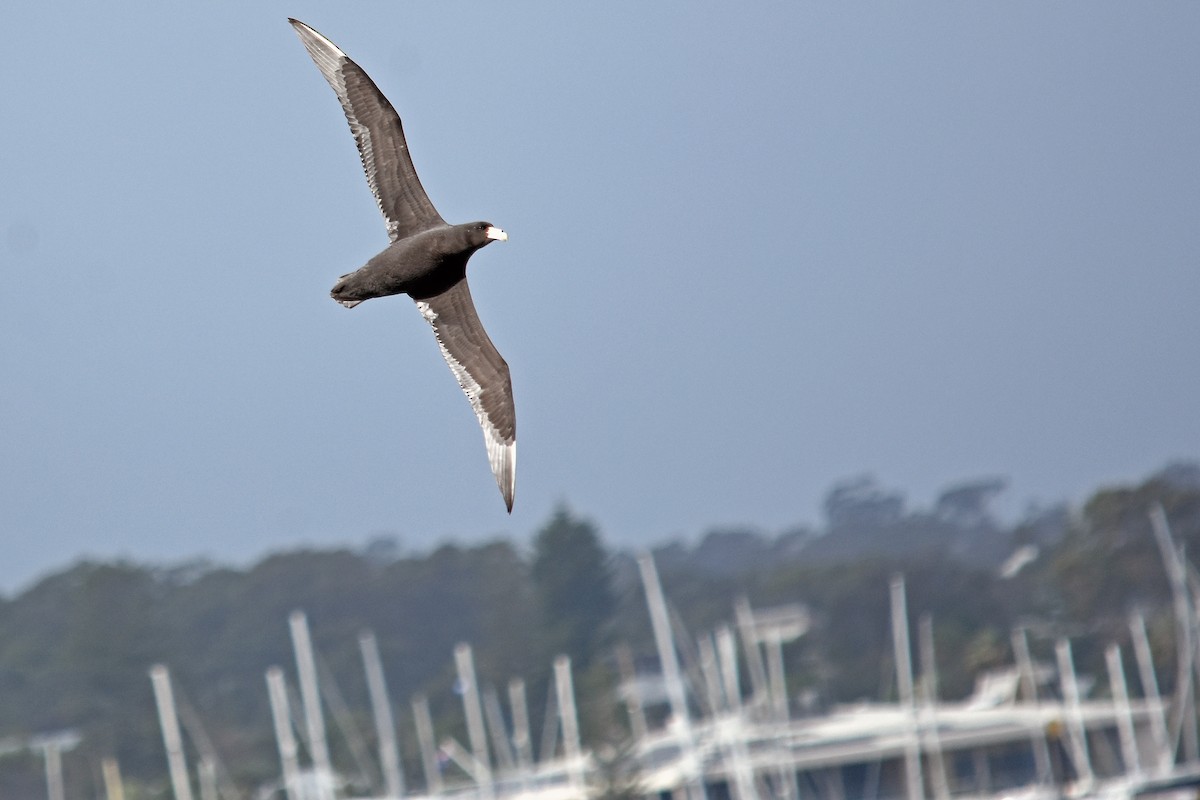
[289,19,516,512]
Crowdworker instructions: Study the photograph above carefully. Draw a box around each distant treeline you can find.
[0,464,1197,799]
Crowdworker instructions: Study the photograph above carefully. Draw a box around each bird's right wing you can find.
[415,279,516,513]
[290,19,445,240]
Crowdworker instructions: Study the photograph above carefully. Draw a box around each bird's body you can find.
[332,223,504,307]
[289,18,516,512]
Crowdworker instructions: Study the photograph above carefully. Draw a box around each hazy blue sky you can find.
[2,3,1197,593]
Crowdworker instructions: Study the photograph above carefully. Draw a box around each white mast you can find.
[360,631,406,798]
[1130,612,1174,773]
[1150,504,1200,763]
[1056,638,1094,788]
[508,679,534,779]
[266,666,302,800]
[198,759,218,800]
[1011,627,1054,785]
[43,740,65,800]
[454,642,494,800]
[918,614,950,800]
[289,611,335,800]
[715,626,760,800]
[412,694,443,796]
[555,655,586,794]
[483,687,516,772]
[716,626,742,714]
[764,630,789,723]
[698,635,725,716]
[150,664,194,800]
[1106,644,1142,779]
[637,552,707,800]
[101,757,126,800]
[734,596,771,712]
[890,575,925,800]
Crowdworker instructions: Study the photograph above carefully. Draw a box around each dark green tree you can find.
[530,505,616,670]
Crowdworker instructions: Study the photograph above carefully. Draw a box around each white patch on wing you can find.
[291,21,348,74]
[416,301,516,506]
[485,226,508,242]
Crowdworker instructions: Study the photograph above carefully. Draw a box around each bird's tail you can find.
[331,273,364,308]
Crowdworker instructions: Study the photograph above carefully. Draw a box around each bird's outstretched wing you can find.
[290,19,445,240]
[415,280,516,512]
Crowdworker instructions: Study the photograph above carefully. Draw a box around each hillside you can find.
[0,463,1197,799]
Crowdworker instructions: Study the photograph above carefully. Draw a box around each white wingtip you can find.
[289,19,350,85]
[416,298,516,514]
[488,439,516,513]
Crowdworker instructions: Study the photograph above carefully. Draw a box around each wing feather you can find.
[290,19,444,240]
[415,281,516,512]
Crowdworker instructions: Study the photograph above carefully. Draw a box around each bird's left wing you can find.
[289,19,445,240]
[415,279,516,512]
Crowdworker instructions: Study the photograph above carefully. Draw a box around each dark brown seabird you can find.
[289,19,516,512]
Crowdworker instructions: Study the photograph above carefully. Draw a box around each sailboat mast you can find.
[361,631,406,798]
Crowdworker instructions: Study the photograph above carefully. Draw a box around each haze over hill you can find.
[0,463,1196,798]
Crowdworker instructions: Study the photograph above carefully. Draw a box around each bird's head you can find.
[462,221,508,249]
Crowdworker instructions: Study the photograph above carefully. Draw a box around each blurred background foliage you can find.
[0,463,1198,798]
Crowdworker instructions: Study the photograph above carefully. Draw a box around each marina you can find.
[130,508,1200,800]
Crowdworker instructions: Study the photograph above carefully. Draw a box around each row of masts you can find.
[148,609,591,800]
[133,502,1200,800]
[889,574,1176,800]
[624,506,1200,800]
[23,554,828,800]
